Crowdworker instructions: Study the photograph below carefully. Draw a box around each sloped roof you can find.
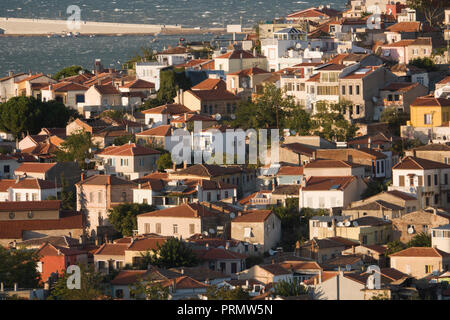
[137,125,172,137]
[141,104,191,115]
[281,143,315,156]
[171,164,245,178]
[76,175,137,186]
[98,143,161,156]
[227,67,270,76]
[232,210,274,223]
[393,156,450,170]
[411,96,450,107]
[15,162,57,173]
[305,159,361,169]
[303,176,356,191]
[138,203,224,218]
[390,247,450,258]
[0,200,61,212]
[215,50,256,60]
[277,166,303,176]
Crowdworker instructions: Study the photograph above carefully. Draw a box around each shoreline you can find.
[0,17,252,37]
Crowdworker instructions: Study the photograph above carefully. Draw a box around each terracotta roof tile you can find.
[98,143,161,156]
[277,166,303,175]
[137,125,172,137]
[393,156,450,170]
[389,247,450,258]
[15,162,57,174]
[303,176,356,191]
[232,210,274,223]
[141,104,191,115]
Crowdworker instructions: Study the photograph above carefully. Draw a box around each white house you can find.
[136,62,166,91]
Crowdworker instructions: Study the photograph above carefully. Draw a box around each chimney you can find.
[0,282,3,292]
[246,280,249,288]
[238,211,242,217]
[8,71,13,77]
[107,175,111,185]
[206,243,209,250]
[181,268,184,275]
[139,183,142,189]
[183,162,188,169]
[14,283,18,291]
[318,272,322,284]
[79,235,84,245]
[226,241,230,250]
[80,173,85,181]
[368,136,372,148]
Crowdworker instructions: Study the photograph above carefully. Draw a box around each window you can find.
[98,191,103,203]
[427,175,432,187]
[424,114,433,125]
[75,94,85,103]
[362,235,367,245]
[425,265,433,274]
[15,193,21,201]
[342,85,346,95]
[156,223,161,234]
[349,85,353,95]
[145,223,150,234]
[207,192,211,202]
[426,197,430,206]
[225,191,229,198]
[231,262,237,274]
[355,105,360,115]
[244,227,253,238]
[173,224,178,234]
[143,198,148,204]
[4,165,9,173]
[356,85,360,95]
[121,192,127,202]
[434,194,439,205]
[399,175,405,186]
[220,262,226,272]
[189,224,195,234]
[434,174,438,186]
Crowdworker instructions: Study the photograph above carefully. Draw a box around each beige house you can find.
[380,38,433,65]
[75,174,136,238]
[390,247,450,279]
[237,264,293,284]
[343,200,405,220]
[96,143,161,180]
[135,125,175,152]
[41,82,88,110]
[94,235,168,272]
[213,50,268,74]
[137,203,233,240]
[309,216,393,245]
[304,160,365,178]
[348,190,420,215]
[391,208,450,243]
[279,142,316,166]
[299,176,367,211]
[0,200,85,246]
[14,73,56,98]
[339,66,397,121]
[226,67,272,100]
[298,237,348,263]
[231,210,281,253]
[406,144,450,165]
[378,82,429,115]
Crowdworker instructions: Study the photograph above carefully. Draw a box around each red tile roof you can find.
[227,67,269,76]
[192,78,226,91]
[93,84,121,95]
[303,176,356,191]
[0,210,84,239]
[121,79,155,89]
[186,89,240,101]
[232,210,274,223]
[162,275,210,289]
[215,50,256,60]
[110,270,148,285]
[15,162,57,174]
[94,243,129,256]
[393,156,450,170]
[127,237,167,251]
[0,200,61,212]
[98,143,161,156]
[137,125,172,137]
[389,247,450,258]
[141,104,191,115]
[305,159,362,169]
[277,166,304,176]
[76,175,137,186]
[10,178,59,190]
[411,96,450,107]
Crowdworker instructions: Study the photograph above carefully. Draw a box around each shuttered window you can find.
[418,176,423,186]
[399,176,405,186]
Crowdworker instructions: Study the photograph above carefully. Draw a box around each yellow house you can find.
[408,96,450,127]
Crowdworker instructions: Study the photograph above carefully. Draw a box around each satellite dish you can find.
[345,221,351,227]
[209,228,216,234]
[268,249,277,256]
[285,130,291,137]
[290,130,297,136]
[264,180,271,186]
[408,227,415,234]
[353,221,359,227]
[337,222,344,227]
[231,114,236,120]
[295,43,302,49]
[215,113,222,121]
[230,213,236,219]
[409,187,415,193]
[203,231,209,236]
[345,264,352,272]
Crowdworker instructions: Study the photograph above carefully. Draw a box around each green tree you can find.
[361,179,390,199]
[156,68,191,105]
[407,232,432,248]
[56,130,93,168]
[149,237,198,269]
[380,108,409,137]
[53,65,89,80]
[409,57,438,72]
[113,134,136,146]
[0,246,41,288]
[130,277,169,300]
[108,203,155,237]
[157,153,174,171]
[312,100,357,141]
[123,46,157,70]
[386,240,406,256]
[60,173,76,210]
[273,278,308,297]
[48,265,106,300]
[0,96,79,139]
[406,0,448,25]
[206,285,251,300]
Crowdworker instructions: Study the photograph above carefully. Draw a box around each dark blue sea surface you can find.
[0,0,347,75]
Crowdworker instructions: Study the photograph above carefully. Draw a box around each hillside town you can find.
[2,0,450,301]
